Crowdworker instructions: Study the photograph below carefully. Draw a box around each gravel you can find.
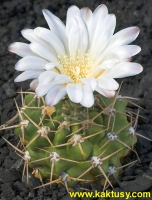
[0,0,152,199]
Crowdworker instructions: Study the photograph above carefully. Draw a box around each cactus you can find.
[1,89,147,191]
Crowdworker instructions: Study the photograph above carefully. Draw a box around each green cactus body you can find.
[13,92,137,189]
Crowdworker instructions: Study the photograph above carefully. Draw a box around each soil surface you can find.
[0,0,152,199]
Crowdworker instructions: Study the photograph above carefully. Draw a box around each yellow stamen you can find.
[59,51,93,83]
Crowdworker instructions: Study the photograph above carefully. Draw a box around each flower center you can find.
[59,52,93,83]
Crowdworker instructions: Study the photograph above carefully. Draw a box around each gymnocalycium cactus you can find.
[1,3,150,192]
[1,89,145,191]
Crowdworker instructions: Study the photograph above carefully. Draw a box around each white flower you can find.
[9,4,143,108]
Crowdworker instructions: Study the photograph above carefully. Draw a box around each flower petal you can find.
[66,83,83,103]
[21,29,57,55]
[36,82,56,97]
[45,85,67,106]
[21,29,37,42]
[91,14,116,59]
[8,42,36,57]
[97,76,119,90]
[75,15,89,56]
[30,79,39,91]
[81,77,97,90]
[95,86,115,98]
[15,56,47,71]
[68,19,80,58]
[45,62,63,72]
[66,5,81,37]
[103,62,143,78]
[42,9,68,53]
[95,27,140,65]
[80,7,92,27]
[91,64,107,78]
[110,45,141,59]
[30,43,58,62]
[97,53,119,69]
[108,27,140,49]
[34,27,66,57]
[38,71,58,85]
[88,4,108,42]
[80,85,94,107]
[45,62,59,70]
[14,70,43,82]
[54,74,72,84]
